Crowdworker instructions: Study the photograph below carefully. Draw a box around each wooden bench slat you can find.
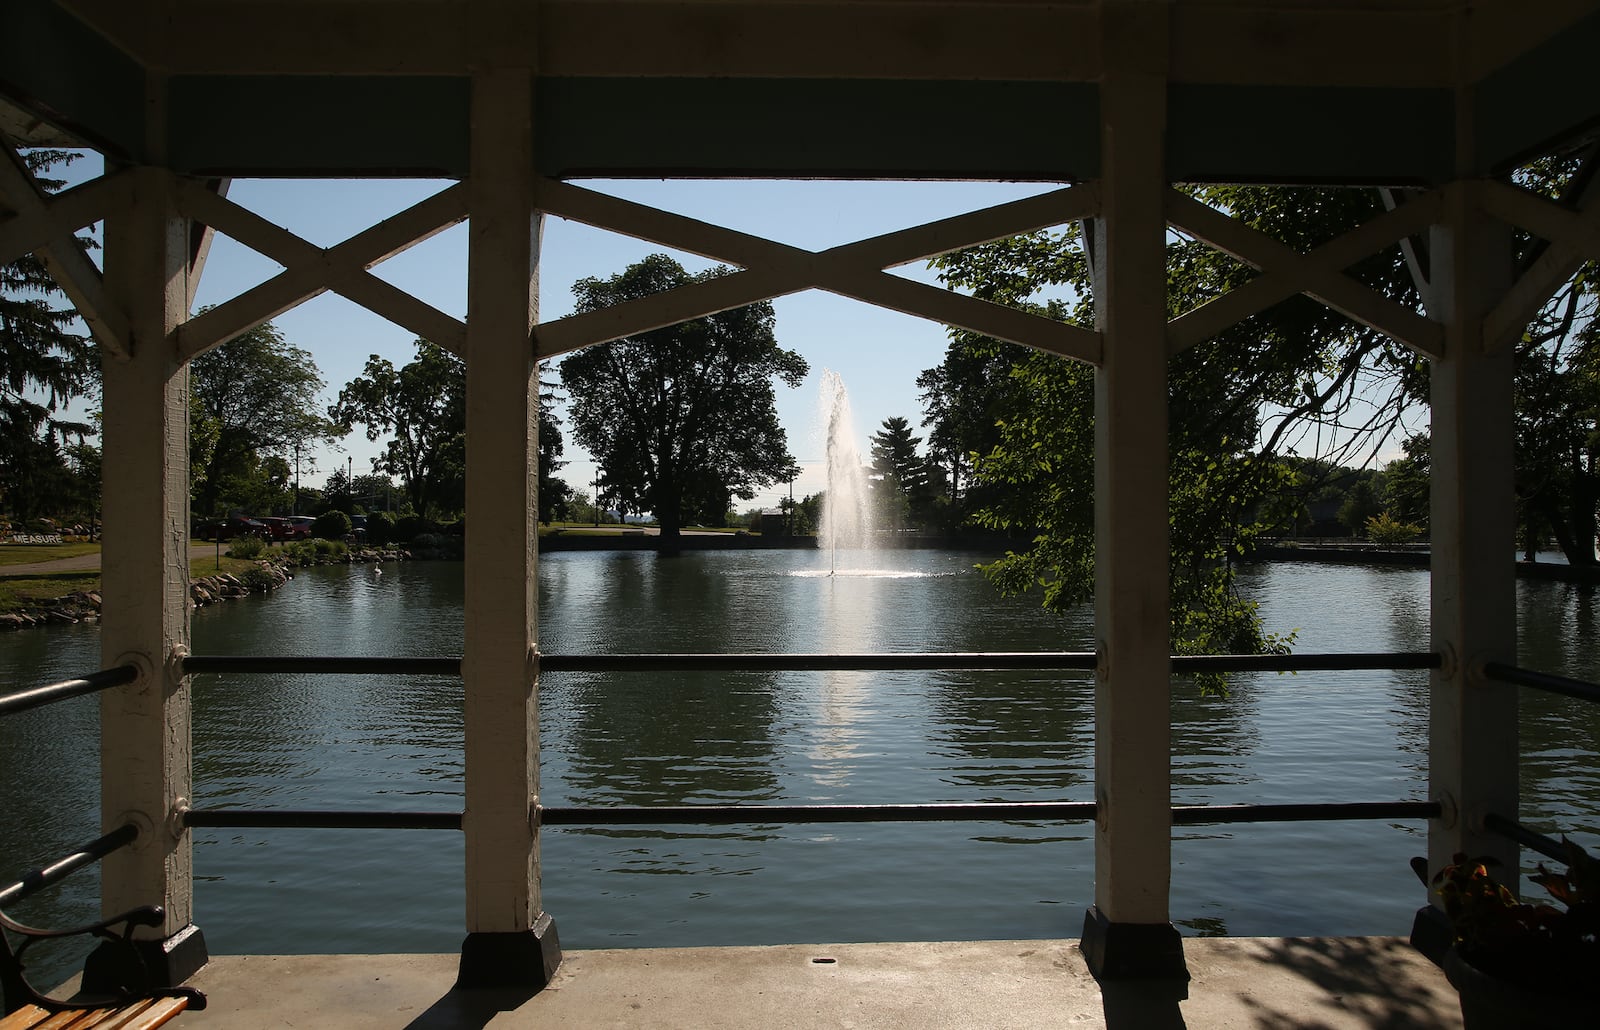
[0,1005,54,1030]
[2,1006,115,1030]
[0,997,186,1030]
[86,998,187,1030]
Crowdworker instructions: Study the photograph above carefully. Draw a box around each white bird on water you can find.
[373,566,382,578]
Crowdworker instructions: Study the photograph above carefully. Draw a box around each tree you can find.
[929,184,1422,657]
[1,151,97,522]
[538,364,574,523]
[559,254,807,540]
[869,416,935,531]
[190,318,340,515]
[918,330,1029,521]
[330,340,466,518]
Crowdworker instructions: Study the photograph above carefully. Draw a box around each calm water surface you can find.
[3,551,1598,985]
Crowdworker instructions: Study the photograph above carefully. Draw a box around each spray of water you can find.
[816,370,873,575]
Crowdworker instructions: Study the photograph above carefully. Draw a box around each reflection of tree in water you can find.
[1170,676,1263,805]
[558,671,781,807]
[1517,580,1600,840]
[926,669,1094,797]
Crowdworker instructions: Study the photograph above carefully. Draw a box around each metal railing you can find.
[0,824,139,908]
[1483,661,1600,705]
[0,664,138,718]
[3,651,1450,836]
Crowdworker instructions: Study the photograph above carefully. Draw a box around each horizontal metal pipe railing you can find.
[540,801,1099,825]
[180,651,1440,676]
[1484,812,1570,862]
[0,824,139,907]
[0,664,140,718]
[1169,801,1440,825]
[1172,652,1440,673]
[183,656,462,676]
[182,809,463,831]
[174,800,1440,831]
[1482,661,1600,705]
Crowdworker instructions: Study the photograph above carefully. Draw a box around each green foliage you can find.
[393,514,438,542]
[559,255,807,539]
[313,538,346,559]
[312,510,351,540]
[925,183,1423,662]
[870,416,940,531]
[1365,510,1422,545]
[1,151,98,524]
[189,318,340,516]
[226,534,267,559]
[1337,475,1383,537]
[239,565,276,592]
[1422,839,1600,990]
[330,339,465,518]
[365,510,397,546]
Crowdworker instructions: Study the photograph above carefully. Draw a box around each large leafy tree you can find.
[0,150,97,523]
[559,254,808,539]
[190,319,339,516]
[929,185,1423,656]
[916,336,1019,516]
[331,341,571,520]
[1505,153,1600,566]
[329,339,466,517]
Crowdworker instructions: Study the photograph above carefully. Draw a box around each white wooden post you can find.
[1416,181,1518,951]
[456,64,560,989]
[1080,0,1188,985]
[96,161,208,984]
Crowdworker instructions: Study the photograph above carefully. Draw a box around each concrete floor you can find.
[172,937,1463,1029]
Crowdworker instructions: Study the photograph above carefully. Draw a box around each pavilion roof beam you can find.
[185,177,229,313]
[0,141,130,358]
[173,180,468,359]
[534,178,1100,362]
[1166,189,1445,359]
[56,0,1494,87]
[1480,176,1600,352]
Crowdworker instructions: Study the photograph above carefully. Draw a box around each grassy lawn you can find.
[0,571,102,611]
[0,541,101,567]
[0,552,264,614]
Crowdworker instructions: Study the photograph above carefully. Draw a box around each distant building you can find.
[758,508,788,536]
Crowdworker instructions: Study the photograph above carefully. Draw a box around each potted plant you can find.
[1414,837,1598,1027]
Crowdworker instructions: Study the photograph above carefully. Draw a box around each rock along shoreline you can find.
[0,545,409,631]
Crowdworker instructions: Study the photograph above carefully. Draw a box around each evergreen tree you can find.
[0,150,96,522]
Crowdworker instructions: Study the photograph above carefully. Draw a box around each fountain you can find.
[816,370,874,575]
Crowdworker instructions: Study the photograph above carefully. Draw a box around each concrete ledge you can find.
[173,937,1463,1028]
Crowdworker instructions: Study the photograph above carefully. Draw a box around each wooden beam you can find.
[1480,179,1600,352]
[0,142,130,358]
[537,178,1099,360]
[1167,189,1444,358]
[173,179,467,358]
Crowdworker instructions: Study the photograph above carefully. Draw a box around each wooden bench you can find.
[0,995,189,1029]
[1,904,203,1030]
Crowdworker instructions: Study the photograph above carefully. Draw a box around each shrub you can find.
[394,514,438,542]
[1366,510,1422,545]
[366,511,397,547]
[313,510,352,540]
[313,538,347,559]
[240,566,276,592]
[227,534,266,559]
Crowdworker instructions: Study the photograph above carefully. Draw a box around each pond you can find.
[2,549,1597,987]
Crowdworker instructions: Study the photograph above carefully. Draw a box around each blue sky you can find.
[182,176,1063,511]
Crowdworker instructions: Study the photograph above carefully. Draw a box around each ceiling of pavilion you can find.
[2,0,1599,183]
